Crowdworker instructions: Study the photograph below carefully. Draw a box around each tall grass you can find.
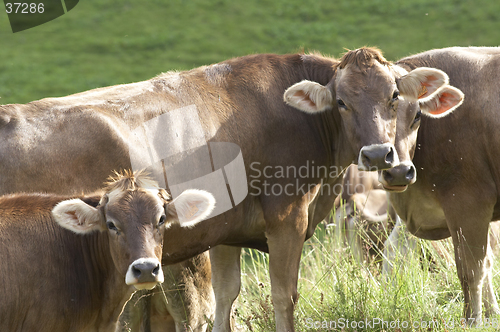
[237,217,500,331]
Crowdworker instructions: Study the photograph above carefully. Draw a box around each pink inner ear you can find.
[426,75,437,82]
[429,92,457,115]
[418,75,439,99]
[293,91,316,108]
[65,210,82,225]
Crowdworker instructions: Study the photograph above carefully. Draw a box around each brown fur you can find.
[334,47,391,71]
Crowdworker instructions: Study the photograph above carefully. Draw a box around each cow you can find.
[379,47,500,322]
[0,47,463,332]
[0,171,215,332]
[331,164,395,263]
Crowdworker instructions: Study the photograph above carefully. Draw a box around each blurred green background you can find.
[0,0,499,104]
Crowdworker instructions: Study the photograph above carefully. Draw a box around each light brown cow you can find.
[0,171,215,332]
[381,47,500,322]
[0,48,462,332]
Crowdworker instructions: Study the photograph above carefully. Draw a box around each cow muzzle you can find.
[358,143,399,171]
[125,257,164,290]
[379,162,416,192]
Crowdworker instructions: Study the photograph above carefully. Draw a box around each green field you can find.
[2,1,500,331]
[1,0,499,104]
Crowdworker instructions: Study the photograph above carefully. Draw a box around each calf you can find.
[0,171,214,332]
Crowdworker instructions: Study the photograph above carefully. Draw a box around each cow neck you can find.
[300,56,344,173]
[161,217,225,265]
[76,231,133,326]
[316,107,343,172]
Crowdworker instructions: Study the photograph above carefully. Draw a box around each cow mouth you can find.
[132,282,159,290]
[382,184,408,192]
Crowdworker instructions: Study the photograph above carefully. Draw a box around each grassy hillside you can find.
[0,0,499,104]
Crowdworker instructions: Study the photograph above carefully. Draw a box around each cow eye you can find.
[158,215,166,226]
[392,90,400,100]
[337,99,346,108]
[413,110,422,123]
[106,221,118,231]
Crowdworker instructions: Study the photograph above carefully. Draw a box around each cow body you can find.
[383,47,500,320]
[0,172,214,332]
[0,50,462,331]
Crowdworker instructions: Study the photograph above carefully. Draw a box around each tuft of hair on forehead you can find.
[334,47,391,71]
[104,170,169,200]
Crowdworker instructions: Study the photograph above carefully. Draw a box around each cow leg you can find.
[445,203,492,322]
[482,238,500,317]
[265,208,307,332]
[211,245,242,332]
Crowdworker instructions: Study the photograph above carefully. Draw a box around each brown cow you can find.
[0,171,215,332]
[380,47,500,322]
[0,48,462,332]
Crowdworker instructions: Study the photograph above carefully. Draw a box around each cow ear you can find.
[165,189,215,228]
[283,80,333,113]
[397,68,449,102]
[419,86,464,118]
[52,198,105,234]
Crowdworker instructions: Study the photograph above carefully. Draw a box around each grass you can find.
[1,0,500,104]
[236,215,500,331]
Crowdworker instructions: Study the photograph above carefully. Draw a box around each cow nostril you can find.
[132,266,142,278]
[406,166,416,181]
[361,154,371,167]
[383,170,393,182]
[385,148,394,164]
[152,264,160,277]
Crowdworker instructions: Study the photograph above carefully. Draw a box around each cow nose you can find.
[382,163,417,187]
[358,143,399,171]
[126,258,164,288]
[131,261,160,281]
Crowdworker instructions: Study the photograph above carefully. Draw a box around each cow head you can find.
[379,84,464,191]
[283,47,462,174]
[52,170,215,290]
